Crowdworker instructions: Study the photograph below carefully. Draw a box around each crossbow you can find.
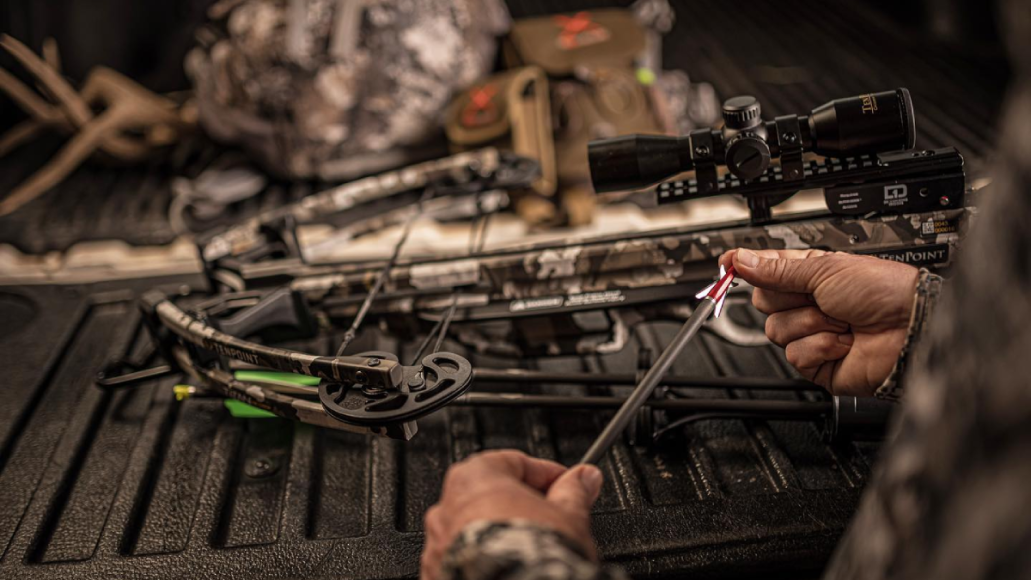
[98,89,973,447]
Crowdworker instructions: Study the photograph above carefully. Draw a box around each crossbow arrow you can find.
[99,89,968,450]
[580,264,737,464]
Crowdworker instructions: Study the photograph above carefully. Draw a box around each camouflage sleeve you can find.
[441,520,628,580]
[824,4,1031,575]
[873,268,944,401]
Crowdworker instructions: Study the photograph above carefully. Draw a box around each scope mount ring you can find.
[319,351,473,426]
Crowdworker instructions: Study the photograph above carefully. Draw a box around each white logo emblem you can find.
[884,184,908,207]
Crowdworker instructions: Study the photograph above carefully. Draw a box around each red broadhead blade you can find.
[694,264,737,318]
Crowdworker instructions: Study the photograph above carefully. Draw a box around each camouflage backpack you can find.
[186,0,510,180]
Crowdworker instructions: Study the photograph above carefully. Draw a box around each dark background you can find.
[0,0,1008,131]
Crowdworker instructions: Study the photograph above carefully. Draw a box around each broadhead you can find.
[694,281,717,300]
[698,264,737,318]
[714,294,728,319]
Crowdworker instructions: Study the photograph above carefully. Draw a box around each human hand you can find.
[719,248,920,396]
[420,450,603,580]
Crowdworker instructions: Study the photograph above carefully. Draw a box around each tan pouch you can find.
[551,66,665,184]
[445,66,557,199]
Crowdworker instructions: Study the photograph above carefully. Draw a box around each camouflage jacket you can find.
[442,521,627,580]
[874,268,943,401]
[822,0,1031,576]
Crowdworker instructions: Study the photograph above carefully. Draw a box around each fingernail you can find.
[838,333,855,346]
[580,465,603,499]
[737,249,760,268]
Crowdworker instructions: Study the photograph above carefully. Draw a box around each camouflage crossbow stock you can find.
[100,91,975,444]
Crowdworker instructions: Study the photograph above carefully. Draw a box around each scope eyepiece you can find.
[588,88,918,193]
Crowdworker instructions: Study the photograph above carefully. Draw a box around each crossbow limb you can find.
[149,291,473,438]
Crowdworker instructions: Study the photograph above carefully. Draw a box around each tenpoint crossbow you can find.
[98,88,969,447]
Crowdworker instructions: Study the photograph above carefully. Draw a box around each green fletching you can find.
[234,370,321,387]
[224,399,277,419]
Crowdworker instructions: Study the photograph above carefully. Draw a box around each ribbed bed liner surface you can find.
[0,276,875,579]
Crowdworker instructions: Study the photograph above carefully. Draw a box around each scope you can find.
[589,88,916,193]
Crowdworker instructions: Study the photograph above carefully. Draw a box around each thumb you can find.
[546,465,603,514]
[733,248,835,294]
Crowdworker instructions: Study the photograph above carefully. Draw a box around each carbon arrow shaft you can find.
[579,297,716,465]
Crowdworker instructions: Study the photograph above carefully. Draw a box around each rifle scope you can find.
[589,88,916,192]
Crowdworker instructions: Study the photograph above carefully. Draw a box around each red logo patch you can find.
[553,12,611,50]
[461,84,499,128]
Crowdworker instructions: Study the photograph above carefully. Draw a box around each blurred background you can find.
[0,0,1008,254]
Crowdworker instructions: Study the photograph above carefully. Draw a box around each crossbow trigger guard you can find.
[319,351,473,426]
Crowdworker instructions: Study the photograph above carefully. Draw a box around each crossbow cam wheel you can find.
[319,351,473,426]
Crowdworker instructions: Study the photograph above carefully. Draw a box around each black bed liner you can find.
[0,276,877,579]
